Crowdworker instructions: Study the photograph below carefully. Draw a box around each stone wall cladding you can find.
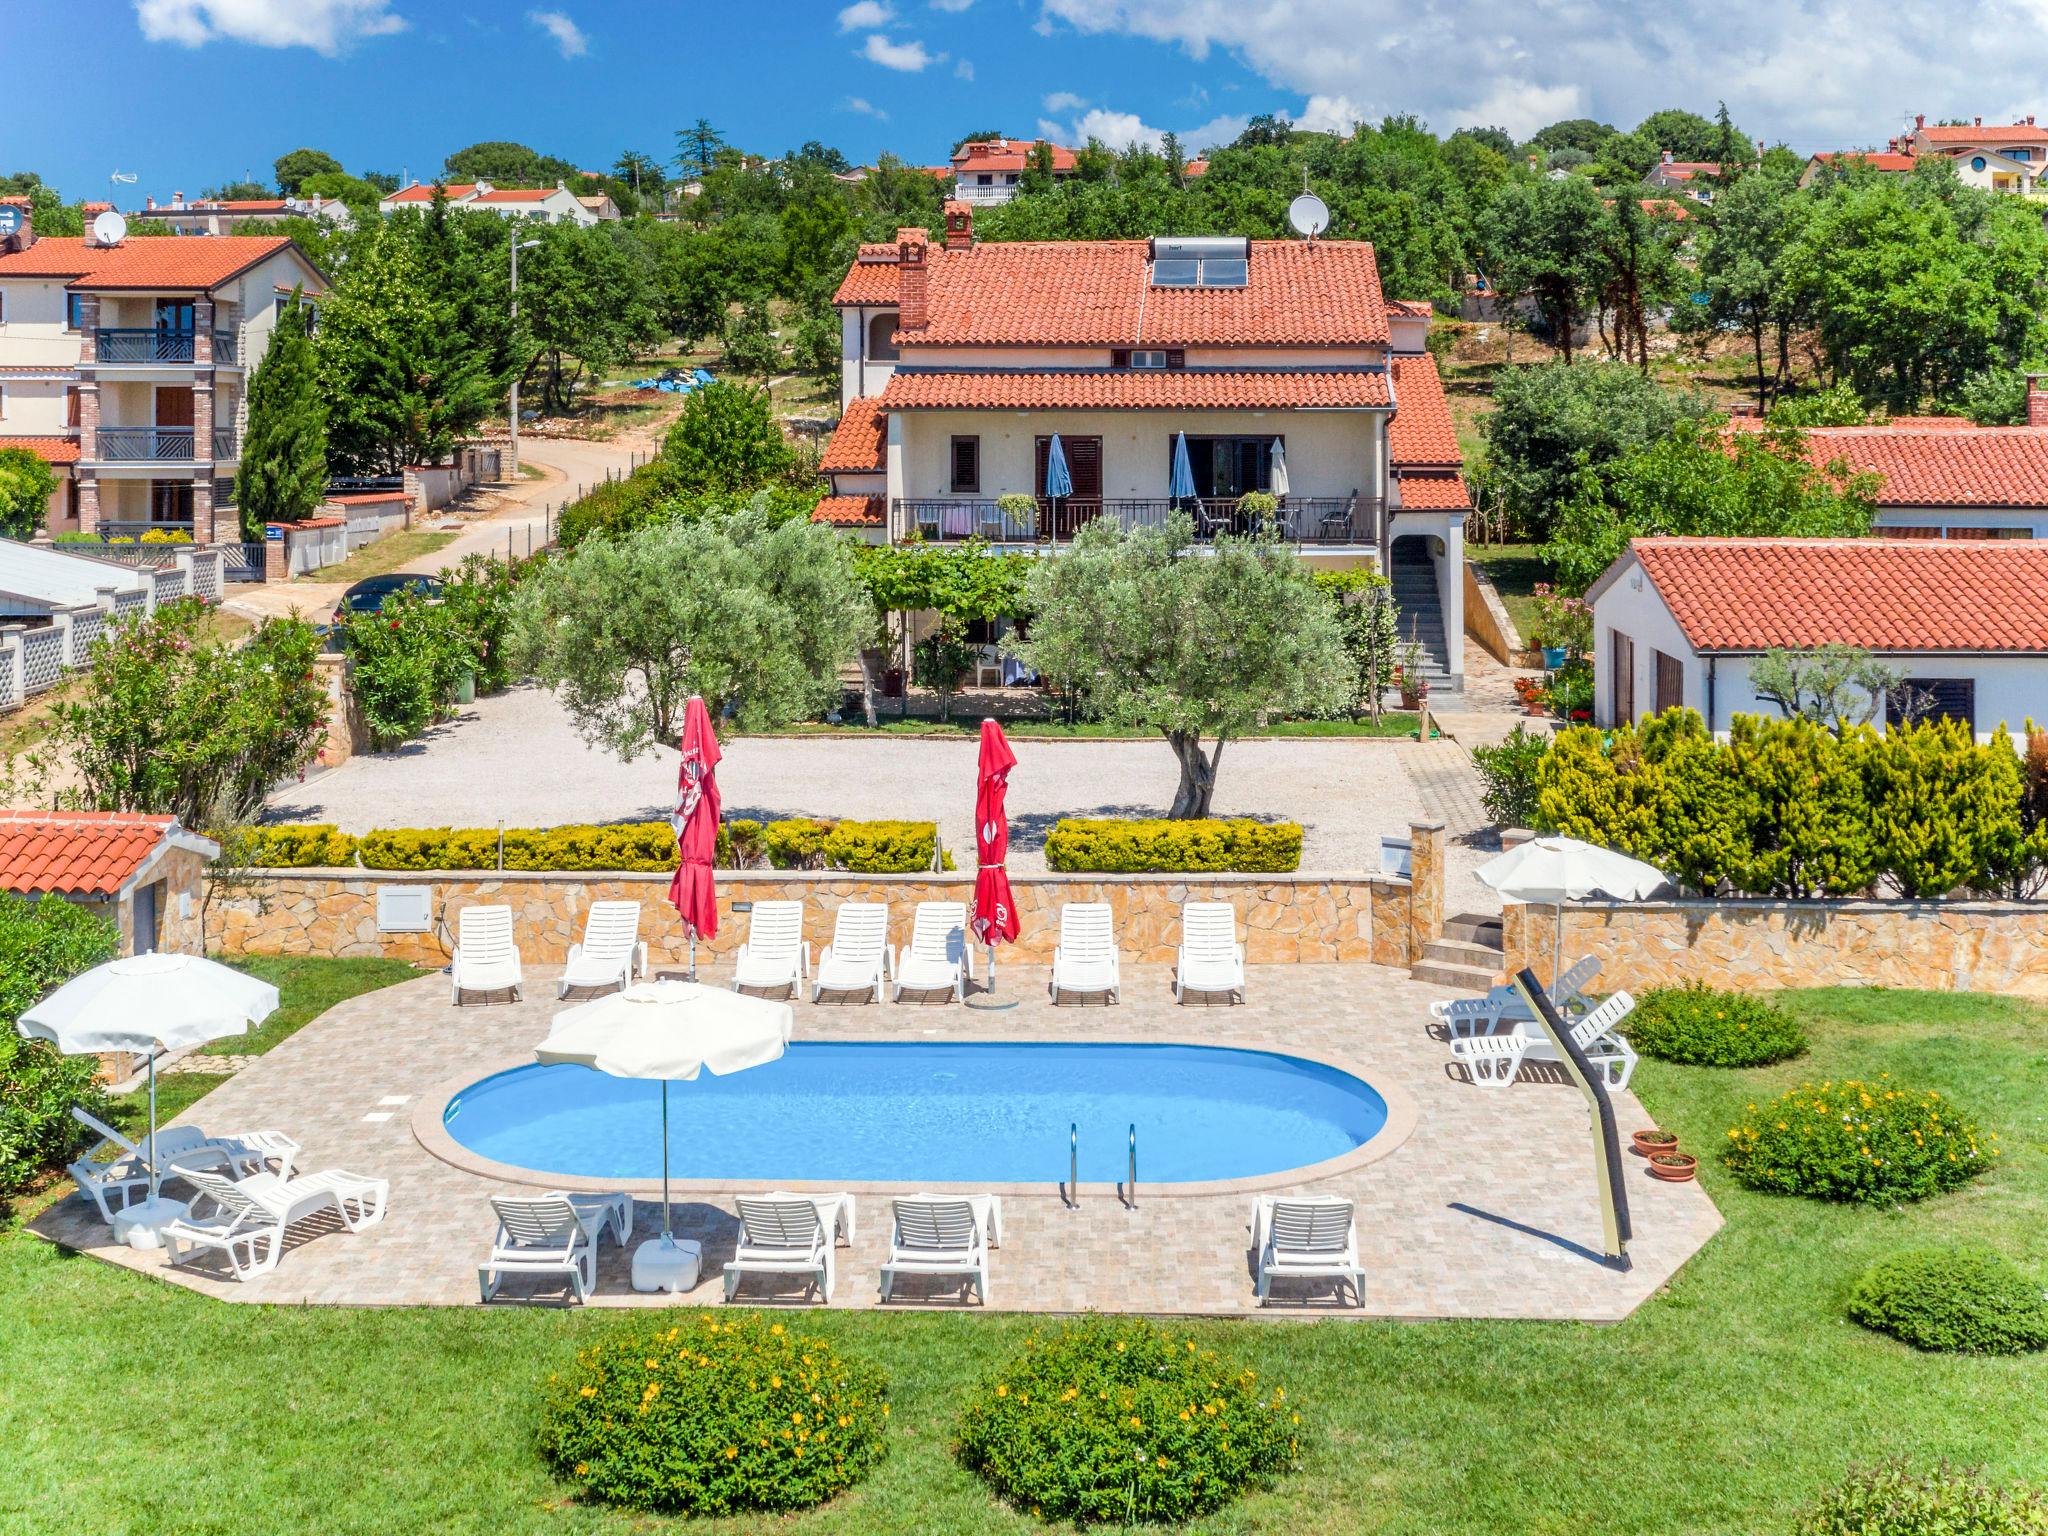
[1502,897,2048,995]
[206,869,1416,968]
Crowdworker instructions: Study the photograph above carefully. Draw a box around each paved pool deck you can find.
[34,962,1722,1320]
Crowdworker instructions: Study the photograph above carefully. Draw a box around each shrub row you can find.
[1796,1461,2048,1534]
[1044,818,1303,873]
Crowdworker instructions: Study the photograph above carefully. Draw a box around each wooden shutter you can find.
[66,387,80,427]
[1166,348,1185,369]
[155,386,194,427]
[949,434,980,493]
[1111,348,1131,368]
[1654,650,1683,713]
[1609,630,1635,723]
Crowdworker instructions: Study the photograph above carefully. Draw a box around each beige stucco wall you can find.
[0,277,83,365]
[1464,560,1522,665]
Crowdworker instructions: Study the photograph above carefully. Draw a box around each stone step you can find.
[1412,958,1502,991]
[1423,938,1503,969]
[1443,912,1505,948]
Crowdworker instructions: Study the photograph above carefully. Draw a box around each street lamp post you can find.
[508,237,542,474]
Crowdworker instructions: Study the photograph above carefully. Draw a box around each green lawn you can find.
[758,714,1426,741]
[1466,540,1553,643]
[301,529,457,586]
[3,985,2045,1533]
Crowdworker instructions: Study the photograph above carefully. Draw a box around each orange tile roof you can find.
[812,494,887,527]
[1183,159,1210,178]
[0,809,184,896]
[0,435,81,465]
[877,367,1392,411]
[833,246,906,307]
[471,187,562,204]
[952,139,1077,173]
[1387,299,1434,317]
[1809,151,1918,172]
[0,235,303,291]
[820,397,887,472]
[1389,354,1461,466]
[1798,425,2048,506]
[1626,537,2048,653]
[1920,123,2048,145]
[385,182,481,203]
[1394,470,1471,509]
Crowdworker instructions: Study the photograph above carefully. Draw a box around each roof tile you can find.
[1797,425,2048,506]
[0,809,182,896]
[877,368,1391,411]
[0,435,81,465]
[0,235,301,291]
[812,494,887,527]
[820,397,886,472]
[1390,354,1461,465]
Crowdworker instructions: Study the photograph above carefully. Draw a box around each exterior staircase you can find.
[1411,911,1505,990]
[1389,539,1459,695]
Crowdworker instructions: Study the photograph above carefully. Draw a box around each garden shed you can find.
[0,809,217,956]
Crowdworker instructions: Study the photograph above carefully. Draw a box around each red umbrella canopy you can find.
[971,718,1019,947]
[667,695,723,940]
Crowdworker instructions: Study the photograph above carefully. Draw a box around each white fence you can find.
[0,547,226,713]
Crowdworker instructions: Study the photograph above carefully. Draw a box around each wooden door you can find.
[1034,435,1103,539]
[1610,629,1635,724]
[1654,650,1683,714]
[155,386,194,426]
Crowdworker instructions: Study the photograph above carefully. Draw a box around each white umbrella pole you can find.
[659,1079,673,1246]
[1553,900,1564,989]
[146,1051,160,1205]
[687,926,697,980]
[987,942,996,993]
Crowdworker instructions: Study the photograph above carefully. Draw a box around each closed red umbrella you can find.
[667,694,722,976]
[971,718,1019,990]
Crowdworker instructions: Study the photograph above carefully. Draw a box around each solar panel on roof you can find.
[1151,257,1198,286]
[1200,258,1248,288]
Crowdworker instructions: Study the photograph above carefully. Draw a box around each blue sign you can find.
[0,206,22,238]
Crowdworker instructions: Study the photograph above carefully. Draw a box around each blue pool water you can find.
[443,1042,1387,1184]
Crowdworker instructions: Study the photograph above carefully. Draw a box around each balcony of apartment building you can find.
[893,493,1380,547]
[86,296,241,373]
[91,474,237,539]
[89,380,241,469]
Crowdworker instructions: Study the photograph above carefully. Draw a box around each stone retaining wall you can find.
[1503,896,2048,995]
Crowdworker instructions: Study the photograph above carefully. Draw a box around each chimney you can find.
[1915,113,1926,129]
[171,190,184,208]
[1755,137,1766,159]
[146,194,157,210]
[2031,115,2038,126]
[896,225,930,331]
[2029,375,2048,429]
[1528,153,1539,170]
[1975,115,1983,127]
[942,199,972,251]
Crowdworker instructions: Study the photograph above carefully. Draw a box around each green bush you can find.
[957,1316,1302,1525]
[716,818,765,868]
[763,818,831,869]
[538,1313,889,1516]
[342,589,475,748]
[1625,983,1808,1066]
[0,894,119,1199]
[1846,1247,2048,1355]
[1722,1079,1998,1204]
[1794,1461,2048,1535]
[823,819,951,873]
[1472,723,1551,829]
[355,822,678,872]
[234,823,357,868]
[1044,818,1303,873]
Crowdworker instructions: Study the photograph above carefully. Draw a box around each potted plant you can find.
[1396,638,1428,709]
[1648,1151,1698,1182]
[1631,1128,1679,1158]
[996,492,1038,539]
[1236,489,1279,531]
[1530,583,1592,670]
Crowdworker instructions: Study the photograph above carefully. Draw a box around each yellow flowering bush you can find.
[1626,982,1808,1067]
[538,1314,888,1515]
[1721,1078,1998,1204]
[956,1316,1302,1524]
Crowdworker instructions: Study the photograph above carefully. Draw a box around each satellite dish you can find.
[92,210,129,247]
[0,206,21,238]
[1288,193,1330,239]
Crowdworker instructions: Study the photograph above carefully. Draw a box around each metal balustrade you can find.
[97,427,197,461]
[894,493,1379,547]
[97,328,196,363]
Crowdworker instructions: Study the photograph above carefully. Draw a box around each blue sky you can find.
[3,0,2028,201]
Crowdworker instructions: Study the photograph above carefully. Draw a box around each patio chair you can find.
[450,905,523,1004]
[1250,1195,1365,1306]
[1049,902,1120,1004]
[878,1194,1001,1304]
[162,1166,388,1281]
[1432,956,1602,1040]
[478,1191,631,1304]
[1450,991,1638,1091]
[732,900,808,999]
[723,1192,855,1303]
[557,900,647,998]
[1175,901,1245,1003]
[66,1107,299,1225]
[893,901,974,1003]
[814,902,891,1004]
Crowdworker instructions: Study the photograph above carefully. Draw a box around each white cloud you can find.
[954,58,975,79]
[930,0,975,9]
[1293,94,1363,135]
[1043,90,1089,112]
[528,9,586,57]
[837,0,892,30]
[1052,105,1250,154]
[845,95,890,120]
[134,0,405,52]
[862,32,940,69]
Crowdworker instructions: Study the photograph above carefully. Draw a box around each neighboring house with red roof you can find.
[949,139,1078,205]
[1904,113,2048,194]
[0,810,219,955]
[1799,141,1919,186]
[133,190,352,234]
[1586,537,2048,739]
[821,201,1474,688]
[1642,151,1724,203]
[376,179,600,226]
[0,209,326,542]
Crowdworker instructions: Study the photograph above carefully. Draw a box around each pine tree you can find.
[233,290,326,539]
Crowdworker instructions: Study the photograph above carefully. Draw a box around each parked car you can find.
[321,573,444,650]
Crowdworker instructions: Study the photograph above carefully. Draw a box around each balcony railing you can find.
[98,427,196,461]
[213,329,238,364]
[91,520,194,540]
[895,494,1380,547]
[212,429,239,459]
[93,328,238,364]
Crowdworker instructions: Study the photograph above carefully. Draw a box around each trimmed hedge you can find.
[1847,1246,2048,1355]
[1722,1079,1998,1205]
[1044,818,1303,873]
[1625,983,1808,1067]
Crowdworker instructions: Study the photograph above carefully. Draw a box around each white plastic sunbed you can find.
[66,1107,299,1225]
[1250,1195,1365,1306]
[478,1191,632,1304]
[162,1167,388,1280]
[732,900,808,999]
[1432,956,1602,1039]
[1175,901,1245,1003]
[814,903,890,1004]
[892,901,973,1003]
[450,904,523,1004]
[723,1192,855,1303]
[1050,902,1120,1004]
[557,901,647,998]
[1450,991,1639,1090]
[878,1194,1001,1304]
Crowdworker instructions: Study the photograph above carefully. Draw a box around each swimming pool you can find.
[440,1042,1389,1185]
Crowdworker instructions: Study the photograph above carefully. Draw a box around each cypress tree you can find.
[233,290,327,539]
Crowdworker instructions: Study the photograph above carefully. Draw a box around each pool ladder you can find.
[1060,1122,1138,1210]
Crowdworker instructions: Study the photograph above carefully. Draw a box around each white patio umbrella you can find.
[19,953,279,1239]
[1269,438,1290,497]
[535,980,792,1289]
[1477,836,1671,985]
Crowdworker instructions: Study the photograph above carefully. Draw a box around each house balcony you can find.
[893,494,1380,548]
[98,427,196,462]
[94,329,240,365]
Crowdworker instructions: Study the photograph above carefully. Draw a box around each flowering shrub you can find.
[957,1316,1302,1524]
[1528,583,1592,654]
[1847,1246,2048,1355]
[1721,1078,1998,1204]
[1794,1460,2048,1535]
[1625,983,1808,1067]
[538,1314,888,1515]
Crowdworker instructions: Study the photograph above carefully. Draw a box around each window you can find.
[1887,677,1975,733]
[1110,348,1183,369]
[1169,435,1279,499]
[2016,148,2034,161]
[1609,629,1636,723]
[866,311,899,362]
[1972,156,1989,172]
[1944,525,2033,540]
[1883,525,1941,539]
[150,481,195,525]
[156,298,195,332]
[1654,650,1684,713]
[976,173,993,185]
[949,434,980,493]
[66,293,84,331]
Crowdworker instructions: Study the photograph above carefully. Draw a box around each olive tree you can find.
[1013,514,1347,818]
[1750,644,1904,730]
[511,504,865,756]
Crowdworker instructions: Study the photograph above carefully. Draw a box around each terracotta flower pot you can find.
[1648,1152,1698,1182]
[1631,1129,1679,1158]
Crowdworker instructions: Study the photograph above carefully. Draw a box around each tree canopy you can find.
[233,292,326,536]
[443,141,581,185]
[0,447,57,540]
[273,147,343,194]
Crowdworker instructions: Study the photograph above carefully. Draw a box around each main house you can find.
[1904,114,2048,195]
[377,181,603,226]
[820,202,1473,688]
[0,212,327,542]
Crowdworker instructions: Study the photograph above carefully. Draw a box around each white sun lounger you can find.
[1250,1195,1365,1306]
[878,1194,1001,1304]
[892,901,973,1003]
[723,1192,855,1303]
[1432,956,1602,1039]
[814,902,890,1004]
[163,1167,388,1280]
[478,1191,632,1304]
[1450,991,1638,1090]
[450,904,523,1004]
[557,900,647,997]
[732,900,808,999]
[1050,902,1120,1004]
[66,1107,299,1225]
[1175,901,1245,1003]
